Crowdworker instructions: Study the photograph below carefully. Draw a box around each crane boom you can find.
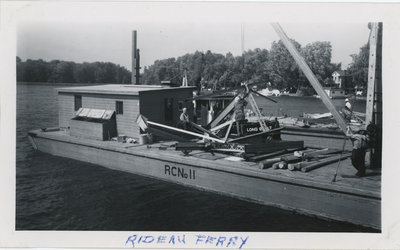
[271,23,348,133]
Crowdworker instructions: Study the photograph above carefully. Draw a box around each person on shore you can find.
[346,126,369,177]
[343,98,353,122]
[234,93,247,137]
[180,107,190,130]
[345,98,352,111]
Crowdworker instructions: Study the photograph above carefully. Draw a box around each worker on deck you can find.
[234,93,247,137]
[271,117,281,140]
[180,107,190,130]
[346,126,369,177]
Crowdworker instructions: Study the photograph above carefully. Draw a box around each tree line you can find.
[17,57,131,84]
[141,40,342,92]
[17,39,370,92]
[141,40,370,93]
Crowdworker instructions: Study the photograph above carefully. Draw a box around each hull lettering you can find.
[165,165,195,180]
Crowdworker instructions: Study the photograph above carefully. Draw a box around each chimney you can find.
[131,30,141,84]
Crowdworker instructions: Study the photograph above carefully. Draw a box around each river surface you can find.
[16,83,372,232]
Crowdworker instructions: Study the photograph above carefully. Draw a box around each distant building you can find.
[323,87,346,99]
[331,70,350,89]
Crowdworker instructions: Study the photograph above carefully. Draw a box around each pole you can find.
[132,30,137,84]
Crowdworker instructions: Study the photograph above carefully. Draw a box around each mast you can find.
[365,22,383,168]
[365,23,382,129]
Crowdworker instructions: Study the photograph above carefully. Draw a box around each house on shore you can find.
[332,70,351,89]
[57,84,195,140]
[324,70,351,98]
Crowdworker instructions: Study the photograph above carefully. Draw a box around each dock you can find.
[28,128,381,230]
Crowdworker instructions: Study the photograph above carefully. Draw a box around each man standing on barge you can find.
[346,126,369,177]
[234,93,247,137]
[180,107,190,130]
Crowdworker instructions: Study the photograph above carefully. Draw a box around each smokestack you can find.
[131,30,140,84]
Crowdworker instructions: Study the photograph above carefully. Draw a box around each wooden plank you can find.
[210,120,233,132]
[208,95,239,128]
[248,147,303,162]
[248,149,287,162]
[271,23,348,133]
[301,153,352,172]
[147,120,227,143]
[189,121,221,139]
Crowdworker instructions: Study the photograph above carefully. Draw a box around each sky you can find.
[17,22,371,71]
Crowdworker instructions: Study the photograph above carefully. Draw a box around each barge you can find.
[28,84,381,230]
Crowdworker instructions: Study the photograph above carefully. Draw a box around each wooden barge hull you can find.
[28,129,381,230]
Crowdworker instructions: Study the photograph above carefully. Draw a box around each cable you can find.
[332,136,348,182]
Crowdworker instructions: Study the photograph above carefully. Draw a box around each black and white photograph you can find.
[1,1,400,249]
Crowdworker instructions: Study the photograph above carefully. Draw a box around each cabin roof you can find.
[57,84,195,96]
[192,91,236,101]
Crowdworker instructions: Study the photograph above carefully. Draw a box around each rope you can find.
[332,136,348,182]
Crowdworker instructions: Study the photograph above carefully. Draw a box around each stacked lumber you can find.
[257,147,350,172]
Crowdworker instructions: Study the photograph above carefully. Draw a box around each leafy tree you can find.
[55,61,75,83]
[266,39,301,89]
[301,41,337,83]
[346,43,369,89]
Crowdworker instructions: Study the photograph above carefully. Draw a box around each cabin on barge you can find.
[57,84,195,140]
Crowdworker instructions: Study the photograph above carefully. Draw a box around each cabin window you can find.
[74,95,82,111]
[164,98,173,121]
[178,101,184,111]
[116,101,123,115]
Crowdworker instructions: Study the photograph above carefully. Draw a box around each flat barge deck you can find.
[28,128,381,230]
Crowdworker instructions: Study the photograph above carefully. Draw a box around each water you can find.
[16,83,373,232]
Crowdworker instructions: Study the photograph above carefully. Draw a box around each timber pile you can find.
[257,147,351,172]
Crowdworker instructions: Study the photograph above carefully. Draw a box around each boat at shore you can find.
[28,84,381,230]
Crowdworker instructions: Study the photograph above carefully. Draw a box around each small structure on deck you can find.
[70,108,117,141]
[57,84,195,139]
